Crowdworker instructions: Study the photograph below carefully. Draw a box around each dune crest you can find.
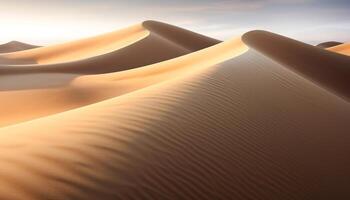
[242,30,350,101]
[0,21,220,74]
[0,20,350,199]
[327,43,350,56]
[0,24,149,65]
[0,34,246,127]
[143,20,220,51]
[0,41,39,53]
[0,45,349,200]
[316,41,343,48]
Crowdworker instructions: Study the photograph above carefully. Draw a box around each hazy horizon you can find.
[0,0,349,45]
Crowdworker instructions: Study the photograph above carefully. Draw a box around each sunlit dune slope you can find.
[0,49,349,200]
[316,41,342,48]
[327,43,350,56]
[1,19,350,200]
[0,36,247,127]
[242,30,350,101]
[0,21,220,74]
[0,24,148,65]
[0,41,39,53]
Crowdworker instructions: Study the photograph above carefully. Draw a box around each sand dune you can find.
[0,24,149,65]
[0,35,246,127]
[0,21,220,74]
[242,30,350,101]
[0,48,349,200]
[0,41,39,53]
[0,21,350,199]
[327,43,350,56]
[316,41,343,48]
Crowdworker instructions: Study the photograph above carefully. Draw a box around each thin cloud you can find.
[140,0,315,13]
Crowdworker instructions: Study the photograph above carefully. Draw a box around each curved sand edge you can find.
[1,21,350,200]
[327,43,350,56]
[0,21,220,67]
[0,24,149,65]
[0,36,247,127]
[316,41,343,48]
[0,47,349,200]
[0,41,39,53]
[242,30,350,101]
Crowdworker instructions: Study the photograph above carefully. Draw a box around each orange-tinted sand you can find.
[327,43,350,56]
[0,21,349,200]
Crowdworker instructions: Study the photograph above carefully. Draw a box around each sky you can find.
[0,0,349,45]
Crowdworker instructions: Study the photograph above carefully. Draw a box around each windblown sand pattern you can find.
[0,21,349,200]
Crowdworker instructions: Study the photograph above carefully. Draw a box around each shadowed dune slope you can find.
[143,20,220,51]
[0,21,220,74]
[0,49,349,199]
[242,30,350,101]
[316,41,343,48]
[0,41,39,53]
[327,43,350,56]
[0,37,246,127]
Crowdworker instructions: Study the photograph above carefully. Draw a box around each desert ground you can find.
[0,21,349,199]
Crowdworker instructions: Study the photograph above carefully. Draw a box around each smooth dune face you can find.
[242,30,350,101]
[1,21,350,200]
[1,24,149,64]
[327,43,350,56]
[316,41,343,48]
[0,36,246,127]
[0,50,349,200]
[0,41,39,53]
[0,21,220,74]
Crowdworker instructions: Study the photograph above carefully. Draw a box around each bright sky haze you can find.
[0,0,349,45]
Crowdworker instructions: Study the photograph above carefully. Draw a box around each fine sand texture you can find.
[242,30,350,101]
[0,21,349,200]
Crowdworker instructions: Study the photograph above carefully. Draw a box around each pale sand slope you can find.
[327,43,350,56]
[0,41,39,53]
[0,29,350,199]
[0,21,220,74]
[0,50,349,200]
[0,24,148,65]
[0,37,246,127]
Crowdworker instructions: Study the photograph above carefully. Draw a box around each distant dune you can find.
[0,41,39,53]
[327,43,350,56]
[0,21,349,200]
[0,21,220,73]
[316,41,343,48]
[0,24,244,127]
